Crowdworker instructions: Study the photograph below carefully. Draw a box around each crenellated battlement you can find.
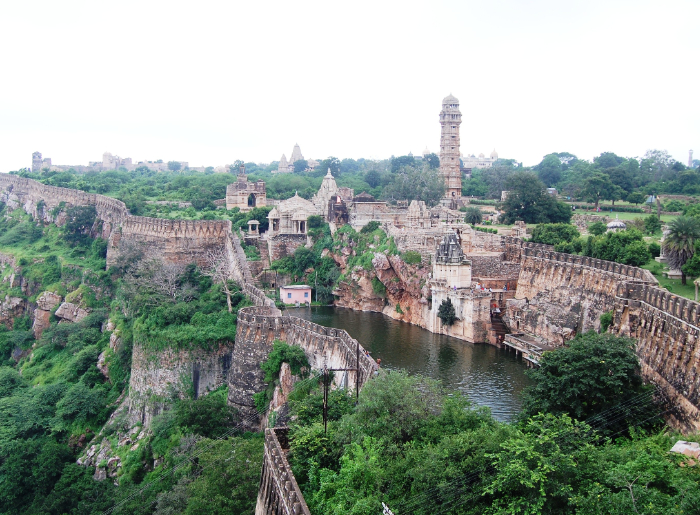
[613,281,700,431]
[228,304,378,431]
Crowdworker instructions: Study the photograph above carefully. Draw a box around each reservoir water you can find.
[287,306,534,422]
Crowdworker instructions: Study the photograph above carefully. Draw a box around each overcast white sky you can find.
[0,0,697,172]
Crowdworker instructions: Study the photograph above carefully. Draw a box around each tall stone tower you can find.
[32,152,42,173]
[690,150,694,168]
[439,94,462,199]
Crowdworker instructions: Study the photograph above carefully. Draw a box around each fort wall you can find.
[506,248,657,344]
[255,428,311,515]
[612,282,700,432]
[228,305,378,431]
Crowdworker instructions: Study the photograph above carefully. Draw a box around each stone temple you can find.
[439,94,463,200]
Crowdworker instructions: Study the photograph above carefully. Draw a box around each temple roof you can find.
[442,93,459,104]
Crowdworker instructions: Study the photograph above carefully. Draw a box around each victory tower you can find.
[439,94,462,199]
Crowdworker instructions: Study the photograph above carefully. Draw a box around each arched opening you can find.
[247,193,256,207]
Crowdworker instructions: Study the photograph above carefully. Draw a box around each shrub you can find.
[530,223,580,246]
[599,311,613,333]
[588,221,607,236]
[401,251,422,265]
[307,215,323,229]
[463,207,483,225]
[437,298,456,325]
[360,221,381,234]
[648,242,661,258]
[371,277,386,297]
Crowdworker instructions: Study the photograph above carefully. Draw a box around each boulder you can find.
[55,302,90,323]
[33,291,62,338]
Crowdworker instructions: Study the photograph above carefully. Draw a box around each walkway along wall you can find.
[612,282,700,432]
[255,428,311,515]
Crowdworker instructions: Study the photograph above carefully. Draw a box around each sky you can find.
[0,0,697,172]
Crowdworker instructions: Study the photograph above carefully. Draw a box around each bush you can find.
[437,298,456,325]
[261,341,309,382]
[648,242,661,258]
[599,311,613,333]
[371,277,386,297]
[463,207,483,225]
[530,223,580,246]
[401,251,422,265]
[588,221,607,236]
[307,215,323,229]
[360,221,381,234]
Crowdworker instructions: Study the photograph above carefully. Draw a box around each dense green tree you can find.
[520,333,654,430]
[463,207,483,225]
[364,169,381,188]
[584,229,651,266]
[500,172,572,224]
[537,154,562,187]
[462,169,488,197]
[625,191,645,205]
[390,155,415,173]
[644,214,662,234]
[424,153,440,169]
[588,221,607,236]
[581,173,614,209]
[64,205,97,245]
[437,298,456,326]
[167,161,182,172]
[664,215,700,284]
[382,164,445,207]
[530,223,580,246]
[293,159,309,173]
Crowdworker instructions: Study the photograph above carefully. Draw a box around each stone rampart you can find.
[255,428,311,515]
[228,305,378,430]
[109,216,231,268]
[612,282,700,432]
[507,249,657,344]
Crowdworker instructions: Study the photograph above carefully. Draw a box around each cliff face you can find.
[127,342,234,426]
[332,251,431,327]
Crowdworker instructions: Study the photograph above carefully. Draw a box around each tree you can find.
[364,169,381,188]
[463,207,483,225]
[437,299,456,326]
[625,191,645,205]
[500,172,572,224]
[390,155,415,173]
[424,153,440,169]
[381,164,445,207]
[293,159,308,173]
[201,248,237,312]
[64,205,97,245]
[588,221,607,236]
[537,154,562,187]
[681,241,700,279]
[581,173,614,209]
[663,216,700,284]
[168,161,182,172]
[520,333,652,430]
[644,214,662,234]
[530,223,580,246]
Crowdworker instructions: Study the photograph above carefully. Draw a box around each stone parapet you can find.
[612,281,700,432]
[228,305,378,431]
[255,428,311,515]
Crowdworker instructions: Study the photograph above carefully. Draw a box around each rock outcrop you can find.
[55,302,90,323]
[33,291,62,337]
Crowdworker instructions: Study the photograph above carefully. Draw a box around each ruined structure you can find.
[439,94,463,200]
[31,151,187,173]
[266,193,318,260]
[226,168,267,211]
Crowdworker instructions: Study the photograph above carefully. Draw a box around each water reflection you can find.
[287,306,534,422]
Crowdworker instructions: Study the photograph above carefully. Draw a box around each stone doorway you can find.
[248,193,257,207]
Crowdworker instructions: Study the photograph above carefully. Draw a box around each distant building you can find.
[462,150,498,173]
[275,144,305,173]
[690,150,694,168]
[501,191,510,201]
[606,216,627,233]
[226,165,266,212]
[30,151,188,173]
[546,188,557,196]
[280,285,311,305]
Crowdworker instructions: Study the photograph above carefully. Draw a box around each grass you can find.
[641,261,697,300]
[575,210,677,223]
